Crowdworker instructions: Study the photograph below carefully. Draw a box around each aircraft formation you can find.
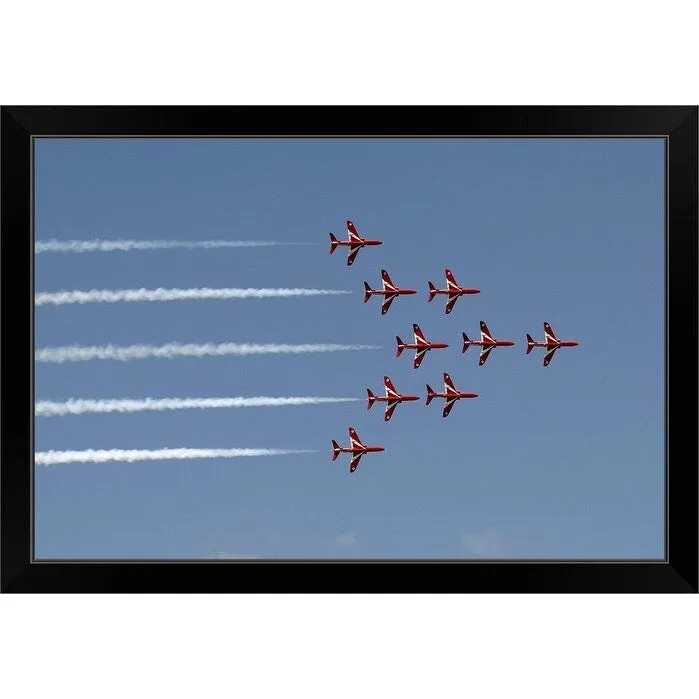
[328,219,579,473]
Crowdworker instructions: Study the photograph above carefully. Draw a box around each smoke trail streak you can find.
[36,396,360,417]
[35,342,381,364]
[35,239,314,254]
[35,448,317,466]
[35,287,351,306]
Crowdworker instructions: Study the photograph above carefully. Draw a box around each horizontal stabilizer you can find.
[462,332,471,353]
[367,389,377,409]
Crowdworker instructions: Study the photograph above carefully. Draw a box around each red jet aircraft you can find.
[427,268,481,314]
[526,322,579,366]
[363,269,417,315]
[396,323,450,369]
[367,375,420,422]
[329,220,383,266]
[426,372,479,418]
[331,427,385,473]
[462,320,516,366]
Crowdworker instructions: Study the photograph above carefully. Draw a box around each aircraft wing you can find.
[347,220,362,242]
[543,346,558,367]
[442,398,457,418]
[381,270,396,291]
[347,245,362,266]
[480,321,494,342]
[544,322,557,343]
[349,427,365,449]
[381,294,397,315]
[412,324,427,344]
[384,401,398,422]
[349,453,363,473]
[479,346,494,366]
[414,347,428,369]
[445,294,459,315]
[384,376,399,397]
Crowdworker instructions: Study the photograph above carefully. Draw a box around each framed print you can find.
[1,106,696,591]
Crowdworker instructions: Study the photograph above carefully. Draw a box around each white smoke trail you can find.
[35,342,381,364]
[36,396,360,417]
[35,287,351,306]
[35,447,317,466]
[35,239,314,254]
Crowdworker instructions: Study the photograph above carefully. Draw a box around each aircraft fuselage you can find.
[336,445,385,455]
[405,342,449,350]
[335,239,383,248]
[369,288,417,296]
[431,390,478,400]
[432,287,480,296]
[373,394,420,403]
[530,340,579,348]
[466,339,515,347]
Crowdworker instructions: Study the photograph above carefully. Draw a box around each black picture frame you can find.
[2,106,696,593]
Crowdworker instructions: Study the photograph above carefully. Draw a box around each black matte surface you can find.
[2,106,696,593]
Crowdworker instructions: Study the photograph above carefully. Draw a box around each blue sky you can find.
[34,138,665,559]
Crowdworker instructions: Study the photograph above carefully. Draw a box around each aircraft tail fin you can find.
[396,337,405,358]
[426,385,436,405]
[329,233,339,254]
[462,332,471,353]
[331,440,341,461]
[367,389,377,410]
[363,282,373,303]
[526,333,535,354]
[428,281,437,302]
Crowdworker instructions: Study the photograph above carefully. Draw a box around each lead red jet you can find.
[427,269,481,314]
[363,269,417,315]
[329,220,383,266]
[367,375,420,422]
[462,320,516,366]
[331,427,385,473]
[526,321,579,366]
[426,372,479,418]
[396,323,450,369]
